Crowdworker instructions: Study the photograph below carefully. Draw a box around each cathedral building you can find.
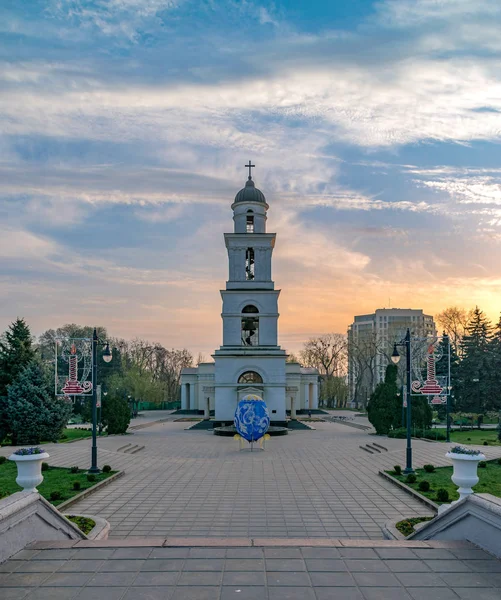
[180,165,319,423]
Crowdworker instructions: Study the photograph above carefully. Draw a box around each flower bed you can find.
[387,459,501,504]
[67,515,96,535]
[396,516,433,537]
[0,461,115,506]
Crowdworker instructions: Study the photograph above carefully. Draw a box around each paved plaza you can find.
[1,539,501,600]
[4,418,501,540]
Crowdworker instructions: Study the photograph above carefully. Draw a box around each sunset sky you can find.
[2,0,501,358]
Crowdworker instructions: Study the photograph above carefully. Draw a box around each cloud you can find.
[2,0,501,356]
[0,228,58,259]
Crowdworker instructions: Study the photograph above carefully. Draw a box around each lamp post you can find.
[391,328,414,474]
[90,327,112,474]
[99,391,107,436]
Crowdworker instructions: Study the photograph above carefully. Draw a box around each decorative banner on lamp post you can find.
[429,395,447,405]
[410,335,451,397]
[55,338,93,396]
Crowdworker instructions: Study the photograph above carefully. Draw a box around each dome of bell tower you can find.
[234,177,267,204]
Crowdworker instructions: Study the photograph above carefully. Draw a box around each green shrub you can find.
[436,488,449,502]
[393,465,402,475]
[418,480,430,492]
[73,481,81,491]
[497,458,501,465]
[479,461,487,468]
[102,465,112,473]
[50,491,62,501]
[423,464,435,473]
[0,456,6,465]
[388,428,407,439]
[406,474,417,484]
[103,394,131,435]
[70,466,79,474]
[483,441,488,446]
[422,429,446,441]
[366,365,400,434]
[41,462,49,471]
[87,474,96,483]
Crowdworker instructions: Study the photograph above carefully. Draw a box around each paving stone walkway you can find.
[1,539,500,600]
[3,420,501,539]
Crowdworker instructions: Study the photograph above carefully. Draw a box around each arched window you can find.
[238,371,263,384]
[246,211,254,233]
[241,305,259,346]
[242,305,259,313]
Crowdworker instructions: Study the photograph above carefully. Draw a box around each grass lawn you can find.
[55,428,94,443]
[389,459,501,504]
[1,428,97,447]
[0,461,115,506]
[448,429,501,446]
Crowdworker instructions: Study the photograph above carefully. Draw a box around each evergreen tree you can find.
[6,361,72,444]
[0,318,35,397]
[0,318,36,442]
[457,307,493,413]
[367,364,400,434]
[410,396,433,431]
[487,314,501,412]
[102,391,131,435]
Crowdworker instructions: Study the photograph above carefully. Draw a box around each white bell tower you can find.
[213,162,286,423]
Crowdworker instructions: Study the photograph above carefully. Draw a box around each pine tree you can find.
[6,361,72,444]
[367,364,400,434]
[457,307,493,413]
[0,318,35,397]
[0,318,36,442]
[487,314,501,412]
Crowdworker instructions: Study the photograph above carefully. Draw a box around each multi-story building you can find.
[347,308,436,407]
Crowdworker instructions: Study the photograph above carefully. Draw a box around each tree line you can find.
[367,306,501,435]
[0,319,194,444]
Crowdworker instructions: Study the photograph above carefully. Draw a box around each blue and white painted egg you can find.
[234,394,270,442]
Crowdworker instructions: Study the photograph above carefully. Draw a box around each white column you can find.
[190,384,196,411]
[290,396,296,420]
[181,384,187,410]
[303,383,308,410]
[204,397,210,420]
[312,382,319,409]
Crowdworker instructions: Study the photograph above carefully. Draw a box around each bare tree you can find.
[348,330,384,409]
[299,333,347,377]
[436,306,474,355]
[299,334,348,408]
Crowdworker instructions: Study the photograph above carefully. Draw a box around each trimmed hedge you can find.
[388,428,446,441]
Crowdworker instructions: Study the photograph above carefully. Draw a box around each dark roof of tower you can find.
[234,178,267,203]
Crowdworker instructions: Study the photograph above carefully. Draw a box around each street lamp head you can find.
[391,343,401,364]
[102,343,112,363]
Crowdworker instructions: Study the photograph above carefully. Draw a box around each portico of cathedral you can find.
[181,164,319,424]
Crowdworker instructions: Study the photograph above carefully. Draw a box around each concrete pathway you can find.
[1,538,500,600]
[3,421,500,540]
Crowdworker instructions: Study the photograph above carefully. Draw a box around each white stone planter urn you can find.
[9,449,50,493]
[446,447,486,502]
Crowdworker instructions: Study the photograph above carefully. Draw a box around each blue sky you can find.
[2,0,501,356]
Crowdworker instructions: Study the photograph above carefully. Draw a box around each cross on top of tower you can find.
[245,160,255,180]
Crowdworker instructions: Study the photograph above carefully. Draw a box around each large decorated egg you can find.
[234,394,270,442]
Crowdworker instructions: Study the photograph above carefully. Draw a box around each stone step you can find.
[26,537,475,549]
